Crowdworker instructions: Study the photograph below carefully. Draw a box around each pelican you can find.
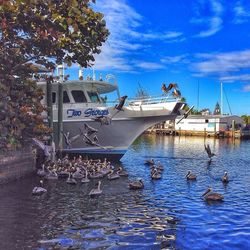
[151,169,161,180]
[45,169,58,180]
[202,187,224,201]
[89,181,102,197]
[72,167,84,179]
[204,144,216,159]
[129,179,144,190]
[145,158,155,166]
[32,180,47,195]
[221,172,229,183]
[66,173,77,185]
[186,170,197,181]
[81,169,90,183]
[117,167,128,177]
[37,164,46,177]
[107,170,120,180]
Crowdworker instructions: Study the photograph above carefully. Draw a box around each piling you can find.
[46,79,53,142]
[57,82,63,158]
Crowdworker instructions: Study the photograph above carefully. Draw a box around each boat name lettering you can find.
[67,109,82,117]
[84,108,109,117]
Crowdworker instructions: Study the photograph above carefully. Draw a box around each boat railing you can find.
[127,95,179,106]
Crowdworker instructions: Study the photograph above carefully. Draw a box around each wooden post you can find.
[46,79,53,142]
[232,120,235,139]
[57,82,63,157]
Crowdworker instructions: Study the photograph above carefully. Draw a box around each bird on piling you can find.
[202,187,224,202]
[89,181,102,197]
[32,180,47,195]
[221,172,229,183]
[186,170,197,181]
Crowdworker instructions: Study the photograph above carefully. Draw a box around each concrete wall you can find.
[0,146,36,185]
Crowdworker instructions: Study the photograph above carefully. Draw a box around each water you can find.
[0,135,249,250]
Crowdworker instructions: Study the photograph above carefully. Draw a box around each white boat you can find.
[37,69,185,160]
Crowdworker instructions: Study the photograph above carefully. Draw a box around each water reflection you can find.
[0,135,249,249]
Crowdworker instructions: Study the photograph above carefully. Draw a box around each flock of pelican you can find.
[143,144,228,202]
[33,143,229,202]
[32,155,145,197]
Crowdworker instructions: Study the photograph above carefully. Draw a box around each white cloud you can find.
[192,50,250,76]
[136,62,165,70]
[242,84,250,91]
[161,54,189,64]
[220,74,250,82]
[233,0,250,24]
[192,0,223,37]
[92,0,185,71]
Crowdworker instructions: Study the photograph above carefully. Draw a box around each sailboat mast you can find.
[220,81,223,115]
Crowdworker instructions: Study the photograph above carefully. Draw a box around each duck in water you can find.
[202,187,224,202]
[89,181,102,197]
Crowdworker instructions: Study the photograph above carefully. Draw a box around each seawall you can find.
[0,146,36,185]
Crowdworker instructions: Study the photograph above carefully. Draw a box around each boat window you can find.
[71,90,87,103]
[63,91,70,103]
[52,92,56,104]
[87,91,100,103]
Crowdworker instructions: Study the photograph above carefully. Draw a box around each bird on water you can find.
[202,187,224,202]
[89,180,102,197]
[186,170,197,181]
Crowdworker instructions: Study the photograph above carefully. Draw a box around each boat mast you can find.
[220,81,223,115]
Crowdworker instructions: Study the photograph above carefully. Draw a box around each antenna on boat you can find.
[57,64,64,82]
[79,65,83,80]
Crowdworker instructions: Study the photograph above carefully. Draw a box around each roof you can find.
[37,79,117,94]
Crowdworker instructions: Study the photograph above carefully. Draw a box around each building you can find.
[175,115,243,134]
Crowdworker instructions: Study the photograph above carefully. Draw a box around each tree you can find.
[0,0,109,151]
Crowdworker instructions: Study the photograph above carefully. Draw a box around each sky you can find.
[72,0,250,115]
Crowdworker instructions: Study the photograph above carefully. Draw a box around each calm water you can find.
[0,135,249,250]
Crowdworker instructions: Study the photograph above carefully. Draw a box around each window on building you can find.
[87,91,100,103]
[63,91,70,103]
[52,92,56,104]
[205,119,209,123]
[71,90,87,103]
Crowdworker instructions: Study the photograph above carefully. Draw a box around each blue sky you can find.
[73,0,250,115]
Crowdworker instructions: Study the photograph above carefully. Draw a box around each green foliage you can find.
[0,0,109,151]
[241,115,250,124]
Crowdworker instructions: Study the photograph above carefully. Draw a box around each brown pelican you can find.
[202,187,224,201]
[32,180,47,195]
[129,179,144,190]
[66,173,77,185]
[186,170,197,181]
[161,83,178,94]
[117,167,128,177]
[221,172,229,183]
[89,181,102,197]
[81,169,90,183]
[204,144,216,159]
[72,167,84,179]
[151,169,161,180]
[45,169,58,180]
[145,158,155,166]
[114,95,128,111]
[61,128,83,149]
[107,170,120,180]
[37,164,46,177]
